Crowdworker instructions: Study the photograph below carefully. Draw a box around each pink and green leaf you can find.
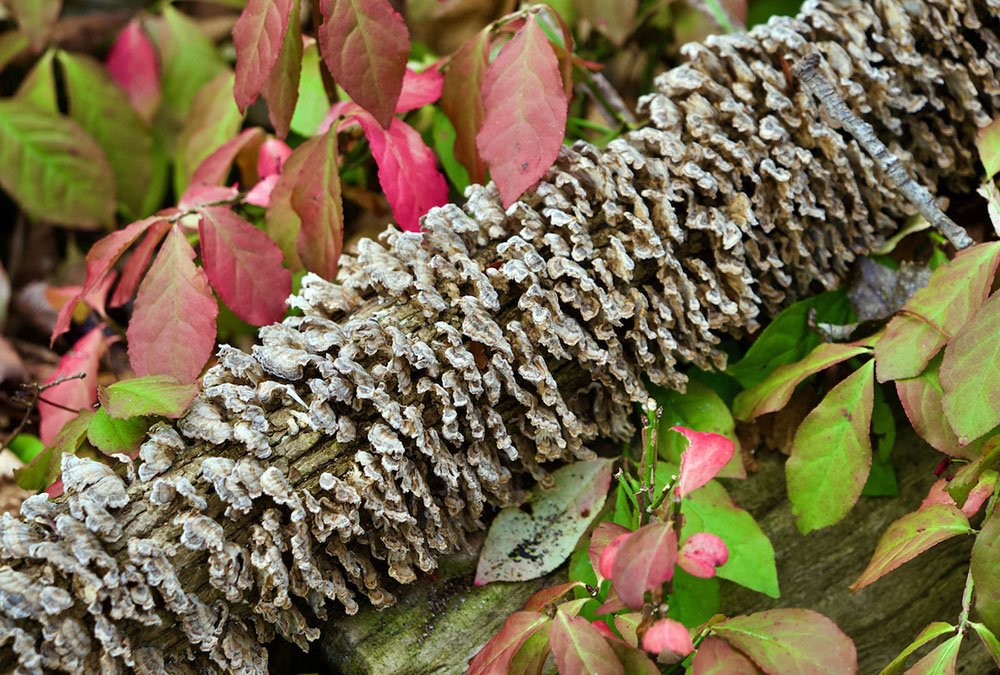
[232,0,294,112]
[395,66,443,114]
[109,220,171,308]
[184,127,265,195]
[672,427,735,498]
[173,70,243,195]
[467,611,549,675]
[642,618,694,660]
[969,622,1000,669]
[678,533,728,579]
[611,522,677,609]
[902,634,962,675]
[549,609,625,675]
[589,522,630,581]
[972,512,1000,639]
[5,0,61,52]
[98,375,199,419]
[878,622,956,675]
[38,325,110,445]
[523,581,586,612]
[441,28,489,186]
[691,636,764,675]
[896,355,977,459]
[262,0,302,140]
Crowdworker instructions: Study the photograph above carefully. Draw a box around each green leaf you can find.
[98,375,199,419]
[5,0,60,52]
[787,359,875,533]
[968,622,1000,669]
[476,459,613,584]
[669,568,720,628]
[878,622,955,675]
[14,49,58,112]
[875,242,1000,382]
[86,408,150,456]
[574,0,638,46]
[174,71,243,195]
[711,609,856,674]
[972,511,1000,639]
[896,354,979,459]
[289,42,329,137]
[7,434,44,463]
[468,612,550,675]
[680,479,779,598]
[863,383,898,497]
[978,117,1000,179]
[732,342,871,421]
[57,50,163,219]
[509,620,552,675]
[940,290,1000,445]
[726,289,851,389]
[431,107,470,193]
[947,436,1000,507]
[0,99,115,228]
[15,410,94,490]
[904,633,962,675]
[649,380,744,479]
[0,31,30,75]
[851,504,971,592]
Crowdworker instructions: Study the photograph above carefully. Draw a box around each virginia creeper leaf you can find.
[678,533,728,579]
[549,609,624,675]
[174,70,243,195]
[679,479,779,598]
[15,49,58,112]
[850,504,971,592]
[127,227,218,383]
[711,609,857,675]
[441,28,489,186]
[691,636,764,675]
[86,407,149,456]
[185,127,266,195]
[262,0,302,139]
[109,220,171,308]
[58,50,161,219]
[395,67,443,113]
[232,0,294,112]
[643,618,694,660]
[940,290,1000,444]
[5,0,60,52]
[786,359,875,534]
[903,634,961,675]
[98,375,199,419]
[972,511,1000,639]
[969,622,1000,669]
[0,99,115,228]
[477,14,568,207]
[354,113,449,232]
[467,611,549,675]
[575,0,637,46]
[673,427,735,498]
[198,205,291,325]
[318,0,409,129]
[611,522,677,609]
[732,342,871,421]
[878,622,956,675]
[875,242,1000,382]
[476,459,612,585]
[106,19,161,122]
[15,409,93,491]
[38,325,109,445]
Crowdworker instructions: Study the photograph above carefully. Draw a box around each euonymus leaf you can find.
[86,407,150,455]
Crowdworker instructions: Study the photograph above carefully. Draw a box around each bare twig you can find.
[792,53,974,250]
[1,372,87,451]
[586,72,638,126]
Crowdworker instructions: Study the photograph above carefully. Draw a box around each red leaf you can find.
[921,478,993,518]
[523,581,586,612]
[105,19,161,122]
[476,14,568,207]
[642,619,694,659]
[266,128,343,278]
[198,205,291,325]
[896,357,976,459]
[611,522,677,609]
[589,522,630,580]
[598,533,630,580]
[232,0,295,112]
[39,326,110,445]
[691,636,764,674]
[262,0,302,139]
[673,427,735,498]
[441,28,489,185]
[110,220,170,309]
[467,611,549,675]
[258,137,292,177]
[678,532,729,579]
[395,67,443,113]
[245,175,279,207]
[51,216,163,343]
[126,226,218,383]
[592,621,623,643]
[184,127,266,194]
[177,185,240,211]
[354,114,449,232]
[549,609,625,675]
[595,586,626,615]
[318,0,409,129]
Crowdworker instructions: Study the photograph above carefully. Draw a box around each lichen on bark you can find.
[1,0,999,672]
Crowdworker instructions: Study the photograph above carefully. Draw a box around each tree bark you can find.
[1,0,998,672]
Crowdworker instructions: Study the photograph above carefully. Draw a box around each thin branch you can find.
[792,53,974,250]
[1,372,87,450]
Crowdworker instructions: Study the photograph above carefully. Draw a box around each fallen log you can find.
[1,0,998,671]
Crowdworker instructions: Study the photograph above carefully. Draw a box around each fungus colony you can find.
[1,0,998,671]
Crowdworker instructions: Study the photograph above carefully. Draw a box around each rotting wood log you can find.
[1,0,999,672]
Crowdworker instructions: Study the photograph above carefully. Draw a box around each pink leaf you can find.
[476,14,568,207]
[261,0,302,139]
[467,611,549,675]
[611,522,678,609]
[523,581,586,612]
[550,610,625,675]
[177,185,240,210]
[673,427,735,499]
[232,0,295,112]
[441,28,489,185]
[592,621,623,643]
[642,619,694,659]
[126,226,218,383]
[395,67,443,113]
[51,216,163,343]
[105,19,160,122]
[184,127,266,194]
[245,175,280,207]
[598,533,631,580]
[589,522,630,580]
[110,220,171,308]
[318,0,409,128]
[921,478,993,518]
[354,114,449,231]
[595,586,626,615]
[691,636,764,674]
[258,137,292,178]
[198,205,291,325]
[678,532,729,579]
[39,326,110,445]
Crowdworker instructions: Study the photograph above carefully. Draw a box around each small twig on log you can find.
[792,53,975,250]
[585,72,638,126]
[1,372,87,451]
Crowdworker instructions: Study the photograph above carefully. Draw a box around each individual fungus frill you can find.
[0,0,999,671]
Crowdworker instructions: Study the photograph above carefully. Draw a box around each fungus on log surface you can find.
[2,0,1000,671]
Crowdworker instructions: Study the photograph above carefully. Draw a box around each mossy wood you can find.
[1,0,999,672]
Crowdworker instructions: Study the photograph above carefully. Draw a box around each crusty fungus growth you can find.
[2,0,999,671]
